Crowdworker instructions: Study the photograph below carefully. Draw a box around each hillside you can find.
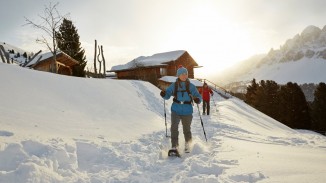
[0,42,32,65]
[1,63,326,182]
[215,25,326,93]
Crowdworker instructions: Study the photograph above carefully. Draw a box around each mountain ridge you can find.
[215,25,326,93]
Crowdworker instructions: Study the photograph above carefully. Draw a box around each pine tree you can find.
[311,82,326,132]
[278,82,311,129]
[56,18,87,77]
[251,80,279,118]
[278,84,292,127]
[263,80,280,118]
[245,78,258,106]
[253,80,267,110]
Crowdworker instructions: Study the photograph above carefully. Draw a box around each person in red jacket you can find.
[199,82,213,115]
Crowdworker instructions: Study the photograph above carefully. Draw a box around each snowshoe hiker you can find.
[198,82,213,115]
[160,65,202,156]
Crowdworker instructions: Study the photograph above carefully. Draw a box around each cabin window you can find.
[160,68,167,76]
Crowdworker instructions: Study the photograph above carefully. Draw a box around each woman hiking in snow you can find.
[160,65,202,155]
[199,82,213,115]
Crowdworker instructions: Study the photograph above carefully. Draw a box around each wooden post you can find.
[100,45,106,77]
[0,47,5,63]
[0,45,10,63]
[97,45,102,77]
[94,40,98,75]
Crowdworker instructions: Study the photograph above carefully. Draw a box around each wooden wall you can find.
[33,60,73,75]
[165,52,196,78]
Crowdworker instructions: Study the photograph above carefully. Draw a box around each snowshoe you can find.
[168,148,180,157]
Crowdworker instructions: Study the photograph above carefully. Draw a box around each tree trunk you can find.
[97,45,102,77]
[94,40,97,75]
[100,45,106,76]
[52,29,58,73]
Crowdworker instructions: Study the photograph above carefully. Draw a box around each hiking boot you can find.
[185,141,192,153]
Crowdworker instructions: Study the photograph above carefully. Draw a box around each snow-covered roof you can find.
[159,76,203,87]
[26,51,62,67]
[110,50,186,71]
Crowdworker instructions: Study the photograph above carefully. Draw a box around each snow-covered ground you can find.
[1,63,326,183]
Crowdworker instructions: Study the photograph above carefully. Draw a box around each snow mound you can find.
[0,63,166,141]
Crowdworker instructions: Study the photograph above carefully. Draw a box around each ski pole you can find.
[211,94,218,112]
[196,103,208,142]
[164,100,170,138]
[189,94,207,142]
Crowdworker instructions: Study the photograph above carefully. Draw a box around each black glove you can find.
[160,90,166,97]
[194,97,200,104]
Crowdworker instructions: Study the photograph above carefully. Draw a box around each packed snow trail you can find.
[3,94,324,182]
[68,93,231,182]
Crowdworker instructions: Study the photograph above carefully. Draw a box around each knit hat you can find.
[176,65,188,77]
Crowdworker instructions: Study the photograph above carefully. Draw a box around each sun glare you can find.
[161,2,255,79]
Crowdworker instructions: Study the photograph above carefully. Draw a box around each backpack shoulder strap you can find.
[174,79,179,99]
[186,79,194,104]
[174,79,191,101]
[186,79,191,95]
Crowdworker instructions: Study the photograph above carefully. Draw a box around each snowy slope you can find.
[239,57,326,84]
[1,63,326,183]
[0,42,28,57]
[0,63,165,141]
[0,42,31,65]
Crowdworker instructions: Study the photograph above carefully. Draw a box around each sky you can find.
[1,62,326,182]
[2,0,326,78]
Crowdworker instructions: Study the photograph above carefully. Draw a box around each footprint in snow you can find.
[0,130,14,137]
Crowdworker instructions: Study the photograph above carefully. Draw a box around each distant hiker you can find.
[160,65,202,154]
[199,82,213,115]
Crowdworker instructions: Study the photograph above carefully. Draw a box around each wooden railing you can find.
[195,78,232,99]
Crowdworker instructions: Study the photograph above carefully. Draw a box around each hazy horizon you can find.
[2,0,326,79]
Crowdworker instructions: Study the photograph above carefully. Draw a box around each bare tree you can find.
[24,2,68,73]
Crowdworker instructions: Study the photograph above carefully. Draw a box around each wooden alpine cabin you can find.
[25,51,79,76]
[109,50,200,85]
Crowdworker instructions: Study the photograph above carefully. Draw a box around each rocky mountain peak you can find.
[260,25,326,65]
[301,25,321,39]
